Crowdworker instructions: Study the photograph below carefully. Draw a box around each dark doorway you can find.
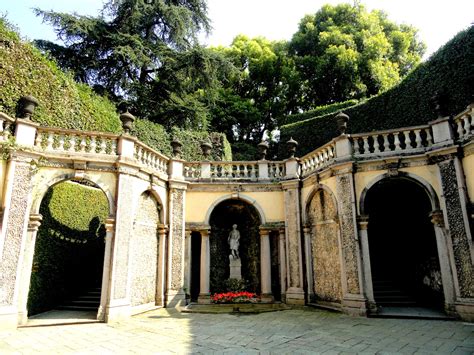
[190,231,201,302]
[365,177,444,310]
[270,231,281,301]
[209,199,261,293]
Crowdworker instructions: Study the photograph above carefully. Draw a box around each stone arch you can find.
[305,184,343,304]
[204,193,266,226]
[30,171,115,217]
[303,184,338,225]
[359,172,440,216]
[129,190,161,308]
[362,173,446,310]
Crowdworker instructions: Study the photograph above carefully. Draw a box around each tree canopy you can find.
[289,3,426,108]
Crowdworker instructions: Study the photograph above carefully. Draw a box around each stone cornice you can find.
[187,182,282,192]
[280,179,299,190]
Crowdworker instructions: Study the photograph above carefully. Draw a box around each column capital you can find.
[200,228,211,238]
[429,210,445,227]
[302,225,311,234]
[258,226,271,236]
[105,217,115,232]
[27,213,42,232]
[357,215,369,230]
[157,223,169,235]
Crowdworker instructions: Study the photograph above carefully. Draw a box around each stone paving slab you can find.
[0,308,472,354]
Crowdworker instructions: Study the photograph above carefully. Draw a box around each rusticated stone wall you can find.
[439,159,474,298]
[169,188,185,291]
[336,173,361,294]
[307,189,342,303]
[130,192,159,306]
[0,159,32,306]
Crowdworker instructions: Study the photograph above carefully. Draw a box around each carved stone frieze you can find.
[169,188,185,291]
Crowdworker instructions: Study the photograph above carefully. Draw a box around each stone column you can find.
[198,229,211,304]
[0,153,35,330]
[357,215,375,312]
[98,217,115,321]
[334,165,367,315]
[166,182,187,307]
[17,213,42,325]
[156,224,168,307]
[259,227,273,301]
[303,226,314,303]
[281,179,305,304]
[437,157,474,320]
[183,229,192,299]
[429,210,456,311]
[278,228,287,302]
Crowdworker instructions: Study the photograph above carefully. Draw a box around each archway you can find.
[364,177,444,310]
[27,179,109,317]
[306,187,343,305]
[208,199,261,293]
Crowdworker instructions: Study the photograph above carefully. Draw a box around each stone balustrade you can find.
[34,127,119,156]
[210,161,258,179]
[134,141,169,175]
[268,161,286,179]
[352,125,433,157]
[454,104,473,141]
[299,141,336,177]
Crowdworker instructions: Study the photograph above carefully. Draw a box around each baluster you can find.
[414,129,422,148]
[382,134,390,152]
[251,165,257,179]
[329,146,335,159]
[373,135,381,153]
[362,136,370,154]
[90,136,97,153]
[242,164,247,178]
[402,131,410,149]
[425,129,433,145]
[463,114,471,137]
[57,134,65,151]
[456,119,464,139]
[394,132,401,151]
[100,138,107,154]
[68,134,76,152]
[79,135,86,152]
[35,131,43,148]
[111,140,118,155]
[46,132,54,151]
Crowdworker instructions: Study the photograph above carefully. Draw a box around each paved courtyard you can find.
[0,308,473,354]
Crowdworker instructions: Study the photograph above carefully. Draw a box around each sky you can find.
[1,0,473,58]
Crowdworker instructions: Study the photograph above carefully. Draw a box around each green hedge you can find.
[279,26,474,157]
[28,181,109,315]
[278,100,359,126]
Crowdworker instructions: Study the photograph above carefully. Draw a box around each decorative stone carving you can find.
[19,95,39,120]
[169,188,185,292]
[335,111,349,135]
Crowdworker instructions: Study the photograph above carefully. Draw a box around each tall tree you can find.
[289,3,426,108]
[34,0,228,129]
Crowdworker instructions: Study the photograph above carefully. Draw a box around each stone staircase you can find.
[372,279,416,307]
[56,287,101,312]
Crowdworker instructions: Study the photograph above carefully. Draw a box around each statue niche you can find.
[228,224,242,280]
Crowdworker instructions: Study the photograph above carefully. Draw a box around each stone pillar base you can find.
[198,293,211,304]
[260,293,274,303]
[0,306,18,330]
[454,300,474,322]
[166,290,186,308]
[17,309,28,326]
[285,287,305,305]
[106,301,131,323]
[342,294,367,316]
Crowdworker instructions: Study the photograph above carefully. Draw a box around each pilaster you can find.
[198,228,211,304]
[156,224,168,307]
[98,217,115,321]
[259,227,273,302]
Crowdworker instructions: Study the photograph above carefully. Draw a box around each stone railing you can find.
[267,161,286,179]
[454,104,473,141]
[352,125,433,157]
[299,141,336,177]
[0,113,14,141]
[34,127,119,156]
[134,141,169,175]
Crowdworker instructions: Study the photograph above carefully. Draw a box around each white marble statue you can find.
[228,224,240,259]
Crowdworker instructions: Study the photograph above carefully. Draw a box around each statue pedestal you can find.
[229,256,242,280]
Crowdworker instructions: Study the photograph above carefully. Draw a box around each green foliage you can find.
[27,181,109,315]
[279,26,474,157]
[278,99,359,126]
[0,18,122,133]
[289,3,425,108]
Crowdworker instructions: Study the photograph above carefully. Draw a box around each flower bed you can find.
[210,291,259,304]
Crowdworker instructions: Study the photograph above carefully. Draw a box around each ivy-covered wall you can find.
[279,26,474,157]
[27,181,109,315]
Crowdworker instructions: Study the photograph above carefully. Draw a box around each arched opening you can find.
[129,191,161,308]
[208,199,261,293]
[306,188,343,305]
[27,179,109,317]
[365,177,444,310]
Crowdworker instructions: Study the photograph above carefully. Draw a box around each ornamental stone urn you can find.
[335,111,349,135]
[257,140,269,160]
[286,137,298,158]
[19,95,39,120]
[200,141,213,159]
[119,110,135,134]
[171,138,183,158]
